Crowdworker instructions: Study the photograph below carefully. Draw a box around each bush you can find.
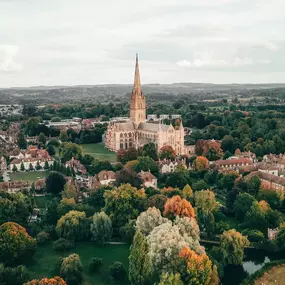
[109,261,126,281]
[241,229,265,243]
[88,257,103,273]
[53,238,74,251]
[36,231,50,244]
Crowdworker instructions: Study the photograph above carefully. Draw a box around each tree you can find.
[164,195,195,219]
[158,273,183,285]
[1,264,30,285]
[147,221,188,273]
[220,229,249,265]
[56,210,89,241]
[136,207,167,236]
[60,254,83,285]
[244,200,270,233]
[233,193,256,221]
[29,163,34,171]
[57,198,77,217]
[159,145,176,160]
[59,131,68,142]
[194,190,218,215]
[38,133,46,145]
[45,171,66,195]
[193,156,209,171]
[142,143,158,161]
[44,161,49,170]
[90,211,112,246]
[246,175,261,197]
[258,188,281,210]
[115,168,142,188]
[62,182,78,201]
[18,131,27,149]
[135,156,159,176]
[117,147,139,164]
[88,257,103,273]
[218,172,239,191]
[47,145,56,156]
[179,246,213,285]
[181,184,193,201]
[109,262,126,281]
[104,184,146,231]
[0,222,36,265]
[24,277,67,285]
[129,231,153,285]
[59,142,83,163]
[146,194,167,213]
[12,164,18,172]
[20,162,25,171]
[35,161,42,171]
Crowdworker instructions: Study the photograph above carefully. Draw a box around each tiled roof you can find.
[138,122,169,132]
[247,171,285,187]
[97,170,116,181]
[215,158,253,166]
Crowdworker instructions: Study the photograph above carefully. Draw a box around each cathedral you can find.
[105,55,185,155]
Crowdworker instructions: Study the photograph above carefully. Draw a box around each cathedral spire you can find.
[130,53,146,124]
[133,54,142,96]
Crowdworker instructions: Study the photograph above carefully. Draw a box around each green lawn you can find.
[9,171,49,182]
[81,143,117,162]
[35,195,53,209]
[27,242,130,285]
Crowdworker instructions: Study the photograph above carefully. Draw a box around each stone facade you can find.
[105,55,185,155]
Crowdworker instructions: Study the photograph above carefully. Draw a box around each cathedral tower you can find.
[130,54,146,125]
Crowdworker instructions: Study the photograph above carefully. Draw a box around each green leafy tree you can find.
[233,193,256,221]
[60,253,83,285]
[142,143,158,161]
[194,190,218,215]
[220,229,249,265]
[258,188,281,210]
[218,172,239,191]
[56,210,89,241]
[35,161,42,170]
[12,164,18,172]
[246,175,261,197]
[44,161,49,170]
[59,142,83,163]
[45,171,66,195]
[104,184,146,231]
[20,162,25,171]
[135,156,159,176]
[129,231,153,285]
[17,131,27,149]
[109,261,126,281]
[0,222,36,265]
[90,211,112,246]
[29,163,34,171]
[47,145,56,156]
[38,132,46,145]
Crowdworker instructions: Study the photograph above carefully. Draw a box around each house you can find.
[9,157,54,171]
[0,181,31,193]
[137,171,158,189]
[268,228,279,240]
[97,170,116,185]
[246,171,285,192]
[159,158,187,174]
[214,158,253,171]
[66,157,87,175]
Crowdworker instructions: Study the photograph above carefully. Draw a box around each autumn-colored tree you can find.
[159,145,176,160]
[181,184,193,200]
[125,160,139,171]
[179,246,213,285]
[158,273,183,285]
[161,187,180,198]
[146,194,168,213]
[56,210,89,241]
[193,156,209,171]
[220,229,250,265]
[164,195,195,219]
[62,181,78,201]
[0,222,36,265]
[24,277,67,285]
[194,190,219,215]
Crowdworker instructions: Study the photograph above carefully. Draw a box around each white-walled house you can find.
[10,157,54,171]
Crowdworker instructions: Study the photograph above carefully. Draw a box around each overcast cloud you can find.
[0,0,285,87]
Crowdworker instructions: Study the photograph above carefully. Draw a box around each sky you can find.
[0,0,285,87]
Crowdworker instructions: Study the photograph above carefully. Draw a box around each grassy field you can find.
[254,265,285,285]
[34,195,53,209]
[10,171,49,182]
[81,143,117,162]
[27,242,130,285]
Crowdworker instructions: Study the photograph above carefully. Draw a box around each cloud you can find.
[0,0,284,86]
[0,45,22,72]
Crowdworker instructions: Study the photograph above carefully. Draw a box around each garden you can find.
[9,171,49,182]
[81,143,117,162]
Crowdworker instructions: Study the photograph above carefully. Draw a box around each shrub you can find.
[53,238,74,251]
[36,232,50,244]
[241,229,265,243]
[109,261,126,281]
[88,257,103,273]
